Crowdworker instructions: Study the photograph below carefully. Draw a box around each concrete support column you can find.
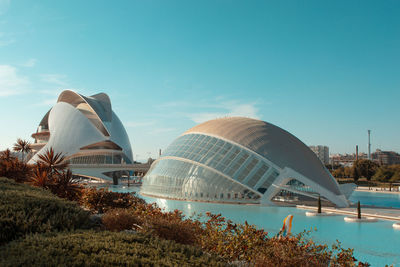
[112,172,118,185]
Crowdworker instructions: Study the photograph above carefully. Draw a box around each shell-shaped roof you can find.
[57,90,113,135]
[30,90,133,164]
[58,90,112,120]
[185,117,341,195]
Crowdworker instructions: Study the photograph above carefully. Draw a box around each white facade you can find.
[141,117,352,207]
[29,90,133,181]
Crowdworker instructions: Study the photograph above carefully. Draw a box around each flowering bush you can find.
[100,201,368,266]
[0,151,31,183]
[102,208,142,232]
[138,207,203,245]
[80,187,145,213]
[102,201,203,245]
[198,212,268,262]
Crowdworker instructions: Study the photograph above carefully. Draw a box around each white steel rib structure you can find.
[29,90,134,182]
[141,117,354,207]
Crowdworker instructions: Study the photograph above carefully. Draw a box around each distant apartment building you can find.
[309,145,329,165]
[330,153,367,167]
[372,149,400,165]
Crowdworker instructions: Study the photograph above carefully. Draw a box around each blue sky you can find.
[0,0,399,161]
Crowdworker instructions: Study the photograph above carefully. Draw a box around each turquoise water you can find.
[102,185,400,266]
[350,190,400,208]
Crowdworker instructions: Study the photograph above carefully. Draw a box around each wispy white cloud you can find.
[21,58,37,67]
[158,100,217,109]
[33,98,57,107]
[39,88,76,96]
[188,101,260,124]
[41,74,68,86]
[223,101,260,118]
[0,64,29,97]
[158,101,189,108]
[125,121,174,135]
[156,97,262,124]
[125,121,156,128]
[188,112,226,124]
[35,88,77,106]
[150,127,176,135]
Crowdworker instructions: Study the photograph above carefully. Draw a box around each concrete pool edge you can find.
[355,187,400,195]
[297,205,400,222]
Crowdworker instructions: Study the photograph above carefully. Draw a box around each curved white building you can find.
[29,90,133,182]
[141,117,353,207]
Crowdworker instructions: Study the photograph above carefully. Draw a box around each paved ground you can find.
[356,186,400,194]
[297,205,400,222]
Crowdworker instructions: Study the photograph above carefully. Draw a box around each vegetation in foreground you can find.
[0,140,370,266]
[0,231,226,267]
[0,177,226,266]
[0,175,368,266]
[0,177,91,245]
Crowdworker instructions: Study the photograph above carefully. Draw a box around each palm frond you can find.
[37,148,68,174]
[13,138,32,154]
[29,167,53,189]
[52,169,82,201]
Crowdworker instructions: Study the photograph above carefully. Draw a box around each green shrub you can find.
[0,177,92,244]
[0,230,227,267]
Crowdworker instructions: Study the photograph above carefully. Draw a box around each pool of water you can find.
[99,185,400,266]
[350,190,400,208]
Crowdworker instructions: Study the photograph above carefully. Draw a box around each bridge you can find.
[70,161,153,185]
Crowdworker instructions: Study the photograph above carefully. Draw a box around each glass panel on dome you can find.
[257,170,279,194]
[218,147,240,172]
[236,158,259,182]
[141,158,260,204]
[247,164,269,188]
[226,151,249,177]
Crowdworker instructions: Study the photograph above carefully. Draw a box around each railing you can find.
[70,163,135,168]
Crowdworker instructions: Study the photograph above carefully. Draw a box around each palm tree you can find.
[0,148,32,182]
[52,169,82,201]
[37,148,68,175]
[13,139,32,162]
[30,167,53,189]
[0,149,14,161]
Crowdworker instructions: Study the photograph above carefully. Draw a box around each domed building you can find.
[141,117,353,207]
[29,90,134,182]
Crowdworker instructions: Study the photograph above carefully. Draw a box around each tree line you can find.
[327,159,400,183]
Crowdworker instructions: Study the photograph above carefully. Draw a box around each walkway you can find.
[297,205,400,222]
